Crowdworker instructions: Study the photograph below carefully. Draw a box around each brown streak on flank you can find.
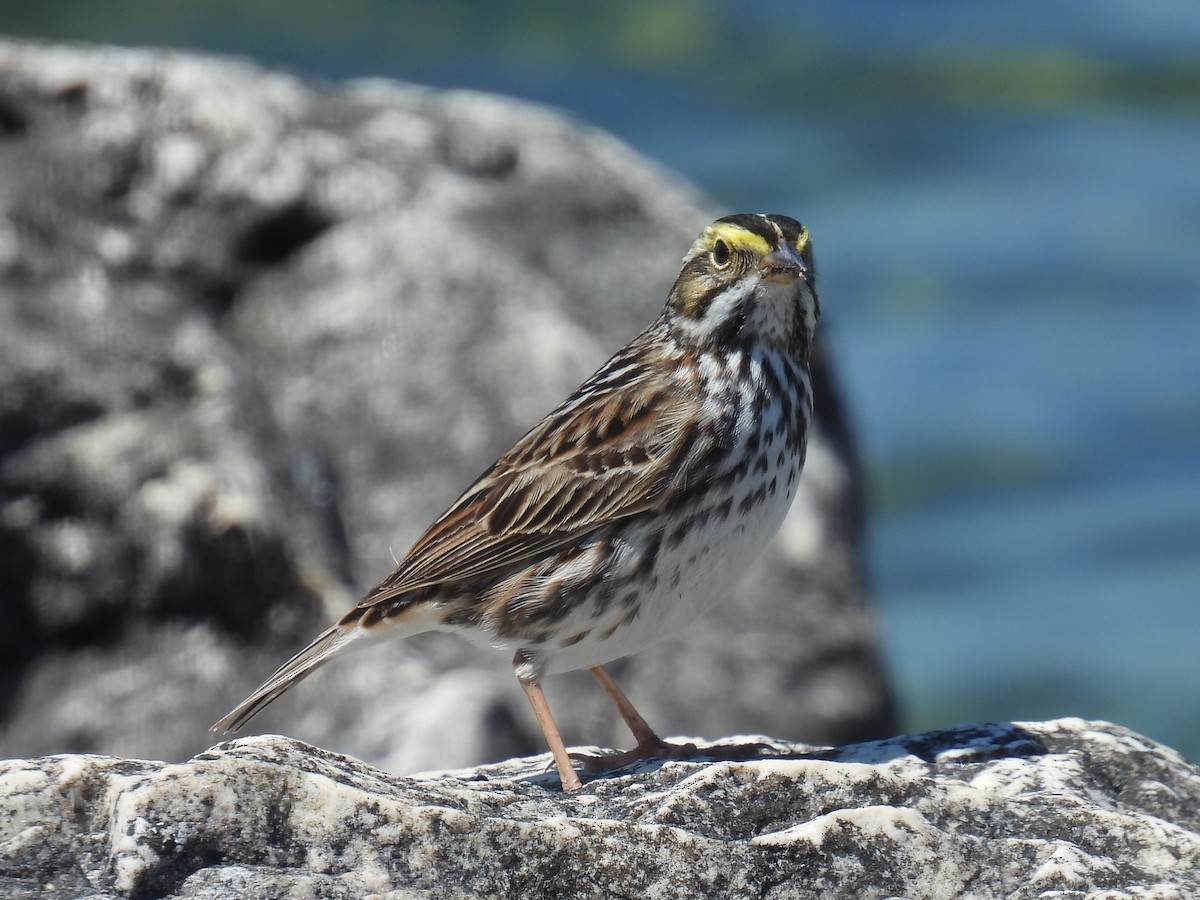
[598,607,639,642]
[561,630,590,648]
[441,603,483,629]
[489,571,535,636]
[541,578,565,611]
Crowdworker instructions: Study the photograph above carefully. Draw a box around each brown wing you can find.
[357,342,711,607]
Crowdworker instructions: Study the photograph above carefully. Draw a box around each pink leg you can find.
[588,665,664,749]
[585,666,769,774]
[518,676,583,793]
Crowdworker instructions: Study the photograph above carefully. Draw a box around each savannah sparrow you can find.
[212,213,819,792]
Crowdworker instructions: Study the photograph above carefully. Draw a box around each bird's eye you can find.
[711,239,731,268]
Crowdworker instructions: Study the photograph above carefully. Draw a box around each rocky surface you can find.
[2,719,1198,898]
[0,39,893,773]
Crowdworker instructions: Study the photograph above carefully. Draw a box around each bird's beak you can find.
[760,245,807,284]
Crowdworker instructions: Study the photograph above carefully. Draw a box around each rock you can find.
[2,719,1198,898]
[0,39,893,773]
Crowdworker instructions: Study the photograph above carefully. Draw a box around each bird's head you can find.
[668,213,818,357]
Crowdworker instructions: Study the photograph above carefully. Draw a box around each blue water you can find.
[8,1,1198,757]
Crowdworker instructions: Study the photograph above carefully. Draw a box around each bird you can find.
[212,213,820,792]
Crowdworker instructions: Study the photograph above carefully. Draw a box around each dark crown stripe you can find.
[714,213,778,245]
[714,213,805,247]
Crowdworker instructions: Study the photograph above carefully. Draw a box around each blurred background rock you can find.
[1,0,1197,765]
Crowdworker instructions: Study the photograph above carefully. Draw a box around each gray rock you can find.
[2,719,1198,898]
[0,39,893,773]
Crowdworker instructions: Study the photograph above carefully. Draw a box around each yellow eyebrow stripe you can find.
[704,223,772,256]
[704,221,810,256]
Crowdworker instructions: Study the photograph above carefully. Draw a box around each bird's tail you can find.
[210,599,442,733]
[210,623,363,734]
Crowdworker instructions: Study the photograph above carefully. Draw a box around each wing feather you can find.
[357,337,703,608]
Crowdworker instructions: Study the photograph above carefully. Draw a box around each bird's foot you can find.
[691,738,779,760]
[574,737,777,773]
[573,737,692,772]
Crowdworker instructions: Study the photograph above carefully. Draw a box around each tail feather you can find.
[210,624,361,734]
